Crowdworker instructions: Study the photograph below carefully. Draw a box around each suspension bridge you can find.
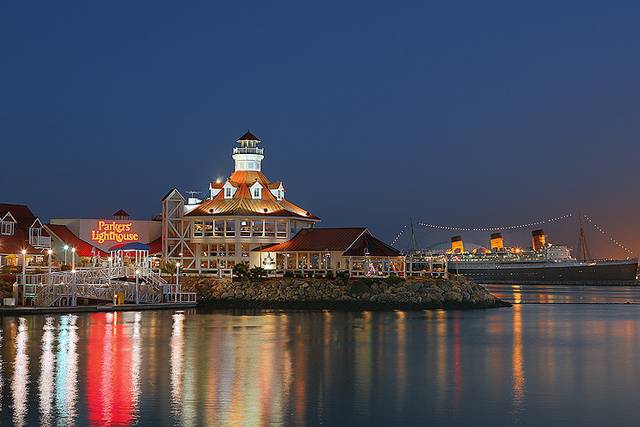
[13,265,196,308]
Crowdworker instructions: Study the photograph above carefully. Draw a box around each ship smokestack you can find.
[451,235,464,254]
[490,232,504,250]
[531,229,546,251]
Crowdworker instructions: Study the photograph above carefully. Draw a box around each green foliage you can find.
[249,266,266,280]
[283,270,294,278]
[325,270,334,279]
[233,263,249,279]
[384,275,404,285]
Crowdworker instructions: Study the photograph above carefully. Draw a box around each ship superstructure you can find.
[442,230,638,284]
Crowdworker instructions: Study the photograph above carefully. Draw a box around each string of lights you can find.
[583,215,635,256]
[391,224,407,246]
[415,213,573,232]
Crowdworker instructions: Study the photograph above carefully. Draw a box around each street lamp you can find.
[47,249,53,274]
[71,268,77,306]
[175,262,181,303]
[135,269,140,305]
[71,247,76,270]
[21,249,27,285]
[63,244,69,265]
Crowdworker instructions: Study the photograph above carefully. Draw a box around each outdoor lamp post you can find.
[108,256,113,285]
[135,269,140,305]
[175,262,181,303]
[47,249,53,274]
[71,247,76,270]
[71,268,77,306]
[63,244,69,265]
[21,249,27,285]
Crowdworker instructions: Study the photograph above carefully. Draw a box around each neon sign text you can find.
[90,221,139,244]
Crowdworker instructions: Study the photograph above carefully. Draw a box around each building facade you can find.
[0,203,51,268]
[45,209,162,266]
[162,131,320,274]
[251,227,405,277]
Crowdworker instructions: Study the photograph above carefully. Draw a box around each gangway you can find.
[14,266,196,307]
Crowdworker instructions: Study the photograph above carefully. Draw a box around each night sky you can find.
[2,1,639,257]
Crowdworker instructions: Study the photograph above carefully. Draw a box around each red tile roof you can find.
[255,228,401,257]
[45,224,107,257]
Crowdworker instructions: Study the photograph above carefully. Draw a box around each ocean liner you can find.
[443,230,638,285]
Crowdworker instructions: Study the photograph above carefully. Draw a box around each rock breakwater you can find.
[180,275,510,309]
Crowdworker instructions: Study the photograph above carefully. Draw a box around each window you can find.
[252,187,261,199]
[193,221,204,237]
[214,220,224,237]
[252,220,264,237]
[240,220,251,237]
[265,221,275,237]
[276,221,287,238]
[225,187,233,198]
[225,220,236,237]
[1,221,14,236]
[203,222,214,237]
[241,243,250,258]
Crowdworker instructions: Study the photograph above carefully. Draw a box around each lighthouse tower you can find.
[232,131,264,172]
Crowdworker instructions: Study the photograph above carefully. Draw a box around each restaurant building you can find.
[162,131,320,274]
[0,203,52,268]
[46,209,162,266]
[251,227,404,277]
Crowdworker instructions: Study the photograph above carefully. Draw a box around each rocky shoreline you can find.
[180,274,510,310]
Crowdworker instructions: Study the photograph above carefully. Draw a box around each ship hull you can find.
[447,259,638,285]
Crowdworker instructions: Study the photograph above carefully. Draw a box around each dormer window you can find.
[225,187,233,199]
[250,182,263,199]
[1,221,14,235]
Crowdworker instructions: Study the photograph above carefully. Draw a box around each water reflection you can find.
[512,305,525,417]
[2,307,640,425]
[39,317,55,427]
[56,315,78,425]
[170,312,184,420]
[11,318,29,427]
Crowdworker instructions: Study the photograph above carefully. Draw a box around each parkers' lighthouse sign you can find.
[90,220,139,244]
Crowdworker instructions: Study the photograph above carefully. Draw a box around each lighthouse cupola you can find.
[232,130,264,171]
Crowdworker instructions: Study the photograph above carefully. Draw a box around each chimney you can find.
[490,233,504,250]
[531,229,546,251]
[451,235,464,254]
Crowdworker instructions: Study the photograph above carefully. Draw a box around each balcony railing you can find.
[29,234,51,248]
[233,147,264,155]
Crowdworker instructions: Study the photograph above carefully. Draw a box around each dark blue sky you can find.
[2,1,639,256]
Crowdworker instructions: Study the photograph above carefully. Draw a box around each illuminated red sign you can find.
[90,220,139,244]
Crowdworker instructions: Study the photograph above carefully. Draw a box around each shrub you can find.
[325,270,334,279]
[249,266,266,280]
[283,271,294,278]
[233,263,249,279]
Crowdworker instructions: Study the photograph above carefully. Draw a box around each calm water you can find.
[1,303,640,426]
